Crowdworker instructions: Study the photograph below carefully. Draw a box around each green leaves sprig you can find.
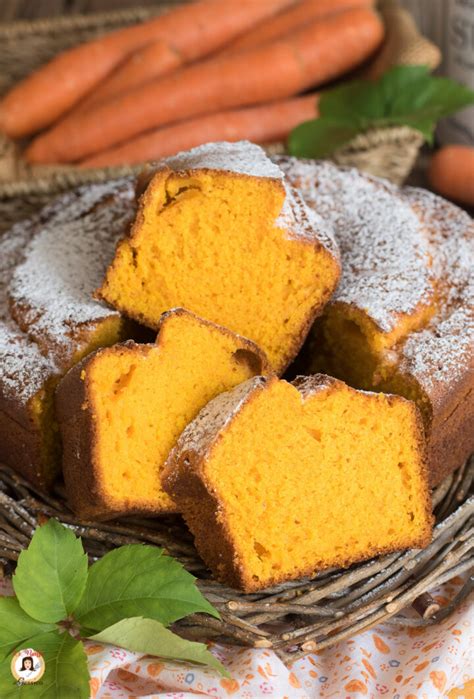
[289,65,474,159]
[0,519,228,698]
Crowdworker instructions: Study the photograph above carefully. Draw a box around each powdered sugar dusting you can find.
[8,179,135,366]
[276,157,434,332]
[160,140,283,179]
[277,181,339,256]
[398,189,473,400]
[275,156,473,403]
[1,178,135,408]
[0,221,56,406]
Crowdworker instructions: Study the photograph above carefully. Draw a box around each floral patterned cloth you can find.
[1,577,472,698]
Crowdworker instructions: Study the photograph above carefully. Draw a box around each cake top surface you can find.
[0,178,135,407]
[160,140,284,180]
[8,178,135,365]
[0,218,56,407]
[275,156,435,333]
[398,188,473,399]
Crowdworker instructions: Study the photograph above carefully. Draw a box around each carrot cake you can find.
[277,157,474,485]
[56,308,269,519]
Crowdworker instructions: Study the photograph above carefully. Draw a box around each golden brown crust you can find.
[427,377,474,485]
[0,408,47,489]
[57,339,182,520]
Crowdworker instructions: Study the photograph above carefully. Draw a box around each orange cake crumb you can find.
[97,142,340,374]
[56,308,269,519]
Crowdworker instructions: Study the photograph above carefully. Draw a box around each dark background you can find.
[0,0,427,21]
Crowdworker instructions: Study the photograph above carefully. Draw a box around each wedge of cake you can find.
[0,179,136,489]
[56,308,269,519]
[97,141,340,374]
[163,374,433,591]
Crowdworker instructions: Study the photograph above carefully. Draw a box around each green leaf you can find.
[289,65,474,158]
[13,519,88,623]
[0,630,90,699]
[90,617,230,678]
[319,78,386,123]
[0,598,56,661]
[289,118,360,158]
[75,545,219,632]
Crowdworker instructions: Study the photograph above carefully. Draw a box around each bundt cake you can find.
[163,374,432,592]
[56,308,269,520]
[97,141,340,373]
[276,157,474,485]
[0,179,138,488]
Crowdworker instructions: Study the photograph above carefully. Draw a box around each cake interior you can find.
[24,316,127,488]
[99,169,338,372]
[86,311,266,513]
[190,378,431,590]
[309,303,432,420]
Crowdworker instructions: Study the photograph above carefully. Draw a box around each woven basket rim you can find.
[336,125,424,152]
[0,127,423,199]
[0,4,183,38]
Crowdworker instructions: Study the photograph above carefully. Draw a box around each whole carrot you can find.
[75,40,181,112]
[428,145,474,207]
[26,7,384,164]
[223,0,374,54]
[0,0,295,139]
[80,93,320,168]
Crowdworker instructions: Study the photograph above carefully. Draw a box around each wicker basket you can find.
[0,1,440,189]
[0,461,472,661]
[333,126,425,185]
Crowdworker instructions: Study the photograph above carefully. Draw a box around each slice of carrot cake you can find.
[163,374,432,591]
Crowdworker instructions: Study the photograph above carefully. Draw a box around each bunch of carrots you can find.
[0,0,385,168]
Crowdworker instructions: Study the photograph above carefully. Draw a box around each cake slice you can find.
[56,308,269,520]
[97,141,340,374]
[163,374,433,591]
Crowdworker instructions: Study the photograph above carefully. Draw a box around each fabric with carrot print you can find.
[0,577,471,698]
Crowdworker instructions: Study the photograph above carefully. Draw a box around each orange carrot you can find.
[80,93,320,168]
[84,0,377,112]
[26,7,384,165]
[77,41,182,112]
[428,145,474,207]
[223,0,375,54]
[0,0,295,139]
